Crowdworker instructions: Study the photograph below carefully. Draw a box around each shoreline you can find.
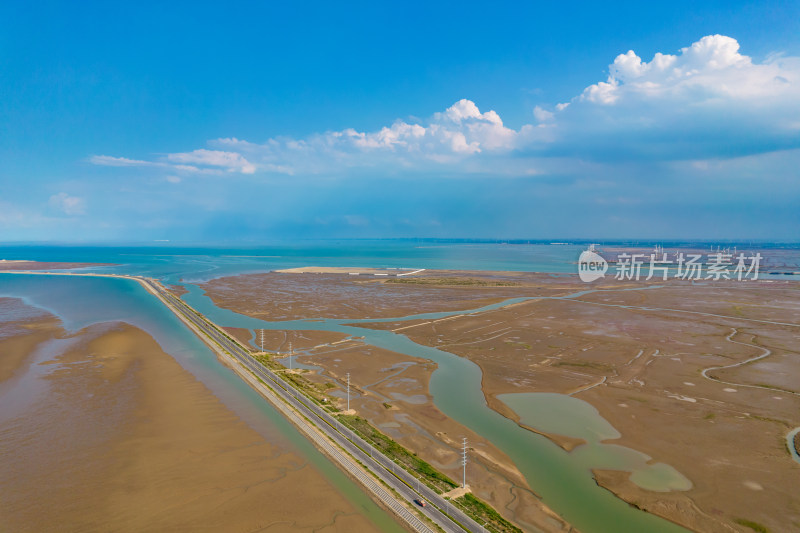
[0,269,466,533]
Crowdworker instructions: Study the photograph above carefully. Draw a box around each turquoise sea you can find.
[2,240,798,282]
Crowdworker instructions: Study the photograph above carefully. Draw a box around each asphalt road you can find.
[143,278,489,533]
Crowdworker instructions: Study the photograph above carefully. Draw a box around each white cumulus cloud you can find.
[89,35,800,176]
[541,34,800,160]
[580,35,798,105]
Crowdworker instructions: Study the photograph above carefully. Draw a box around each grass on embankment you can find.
[338,414,458,494]
[253,354,339,410]
[453,493,523,533]
[339,415,522,533]
[252,352,523,532]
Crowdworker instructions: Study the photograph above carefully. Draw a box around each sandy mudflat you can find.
[0,299,62,382]
[201,269,800,533]
[201,270,579,321]
[371,280,800,533]
[0,260,113,271]
[0,311,382,532]
[276,266,420,275]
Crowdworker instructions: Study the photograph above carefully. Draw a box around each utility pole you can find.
[346,372,350,411]
[462,437,468,488]
[260,329,264,352]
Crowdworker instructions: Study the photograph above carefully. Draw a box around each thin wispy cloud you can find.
[166,149,257,174]
[48,192,86,216]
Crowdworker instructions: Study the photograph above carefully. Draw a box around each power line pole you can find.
[346,372,350,411]
[462,437,468,488]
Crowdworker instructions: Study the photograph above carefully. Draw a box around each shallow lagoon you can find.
[499,392,692,492]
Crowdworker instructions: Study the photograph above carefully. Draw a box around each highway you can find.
[140,277,489,533]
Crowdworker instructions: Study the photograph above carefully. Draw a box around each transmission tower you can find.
[462,437,468,488]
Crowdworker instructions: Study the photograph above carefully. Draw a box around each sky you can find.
[1,1,799,242]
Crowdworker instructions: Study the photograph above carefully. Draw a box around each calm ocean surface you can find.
[2,240,797,283]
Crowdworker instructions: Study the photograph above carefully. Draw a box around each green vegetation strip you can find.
[253,354,337,410]
[338,414,458,494]
[453,494,523,533]
[733,517,769,533]
[339,415,522,533]
[253,351,522,532]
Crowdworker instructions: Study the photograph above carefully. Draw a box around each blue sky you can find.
[1,1,799,242]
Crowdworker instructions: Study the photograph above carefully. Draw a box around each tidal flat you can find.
[0,296,383,532]
[201,269,800,533]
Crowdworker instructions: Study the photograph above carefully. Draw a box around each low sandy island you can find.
[201,268,800,533]
[0,297,383,532]
[0,260,114,271]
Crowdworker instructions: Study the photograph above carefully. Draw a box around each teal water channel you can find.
[181,283,691,533]
[0,274,405,533]
[788,427,800,466]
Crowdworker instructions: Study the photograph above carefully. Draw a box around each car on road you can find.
[415,498,427,508]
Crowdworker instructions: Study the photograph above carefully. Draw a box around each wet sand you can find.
[0,298,61,382]
[0,261,113,271]
[201,270,800,533]
[0,299,382,532]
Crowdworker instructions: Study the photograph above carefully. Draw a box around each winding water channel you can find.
[180,283,691,533]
